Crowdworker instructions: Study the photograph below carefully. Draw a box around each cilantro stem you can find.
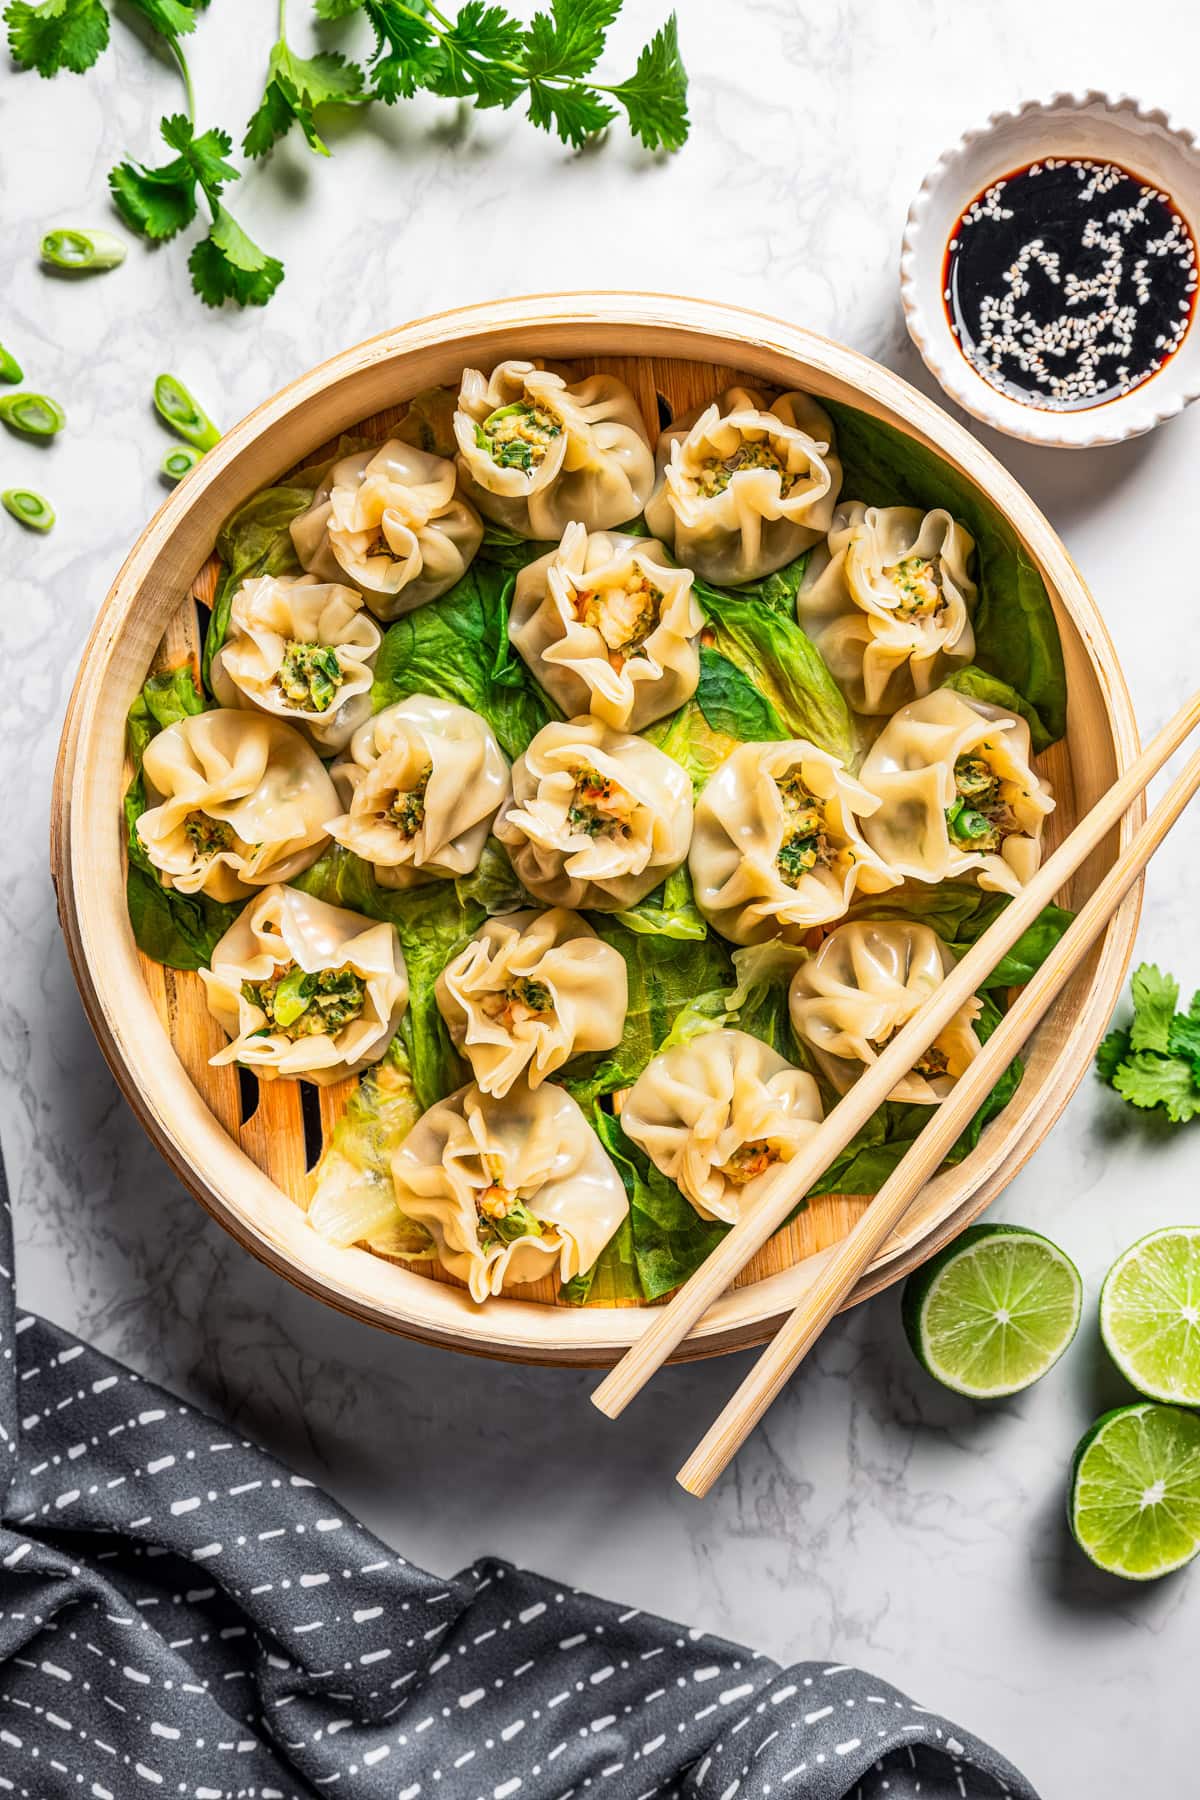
[278,0,287,34]
[168,33,195,124]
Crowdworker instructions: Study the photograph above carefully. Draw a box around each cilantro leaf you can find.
[523,0,620,79]
[244,38,364,159]
[606,11,688,151]
[314,0,362,15]
[1168,1005,1200,1068]
[527,78,613,146]
[1112,1051,1200,1124]
[1095,1027,1132,1086]
[359,0,442,102]
[123,0,203,37]
[5,0,109,75]
[428,1,524,106]
[189,205,284,308]
[1129,961,1179,1054]
[108,115,235,242]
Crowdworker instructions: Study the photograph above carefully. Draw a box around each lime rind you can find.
[902,1223,1083,1399]
[1099,1226,1200,1405]
[1069,1402,1200,1581]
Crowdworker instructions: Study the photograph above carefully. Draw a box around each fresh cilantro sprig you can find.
[244,0,365,158]
[1096,963,1200,1125]
[312,0,690,152]
[4,0,208,77]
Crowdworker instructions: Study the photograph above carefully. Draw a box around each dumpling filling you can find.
[275,639,345,713]
[573,566,664,666]
[475,1160,546,1248]
[478,976,556,1030]
[386,763,432,838]
[568,765,636,841]
[945,754,1019,854]
[243,962,367,1040]
[183,811,236,858]
[695,440,800,499]
[913,1044,951,1079]
[475,401,562,473]
[774,770,832,886]
[719,1138,783,1187]
[881,554,945,621]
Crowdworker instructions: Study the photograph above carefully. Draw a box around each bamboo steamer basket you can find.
[51,293,1141,1366]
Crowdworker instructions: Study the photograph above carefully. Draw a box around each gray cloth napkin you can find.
[0,1154,1038,1799]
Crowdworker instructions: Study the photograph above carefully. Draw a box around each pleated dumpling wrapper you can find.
[798,504,977,715]
[453,360,655,540]
[622,1028,825,1225]
[329,695,510,888]
[210,572,382,753]
[644,385,843,584]
[689,738,897,946]
[788,920,984,1104]
[200,883,408,1085]
[390,1080,629,1302]
[508,523,702,732]
[136,709,340,904]
[290,438,483,620]
[495,717,694,911]
[436,908,628,1098]
[858,689,1054,895]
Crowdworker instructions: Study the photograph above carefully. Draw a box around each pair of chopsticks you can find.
[592,689,1200,1495]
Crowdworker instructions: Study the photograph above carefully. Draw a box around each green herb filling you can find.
[695,440,799,499]
[476,401,562,474]
[480,976,556,1029]
[276,640,344,714]
[184,812,235,857]
[945,754,1017,854]
[575,566,664,665]
[475,1176,547,1249]
[774,769,831,887]
[567,765,635,840]
[244,962,367,1039]
[387,765,432,838]
[720,1138,781,1187]
[882,553,945,620]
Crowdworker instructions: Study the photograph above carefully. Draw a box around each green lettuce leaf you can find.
[611,863,708,941]
[590,1106,726,1302]
[371,560,553,760]
[307,1036,435,1257]
[845,884,1073,990]
[202,481,315,690]
[824,398,1067,749]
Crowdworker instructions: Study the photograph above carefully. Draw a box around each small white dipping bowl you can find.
[901,92,1200,448]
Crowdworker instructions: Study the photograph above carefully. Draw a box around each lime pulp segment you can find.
[1100,1226,1200,1405]
[902,1224,1082,1398]
[1070,1403,1200,1580]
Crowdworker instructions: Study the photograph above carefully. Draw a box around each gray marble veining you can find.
[3,3,1200,1793]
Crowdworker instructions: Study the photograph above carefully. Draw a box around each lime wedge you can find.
[1070,1403,1200,1580]
[1100,1227,1200,1404]
[901,1223,1082,1397]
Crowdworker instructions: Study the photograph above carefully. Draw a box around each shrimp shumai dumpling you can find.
[509,523,702,732]
[436,908,628,1098]
[391,1081,629,1303]
[644,386,843,585]
[290,438,483,620]
[788,920,984,1104]
[797,504,977,715]
[453,360,655,540]
[495,718,694,911]
[623,1029,824,1225]
[210,572,382,753]
[136,709,339,903]
[329,695,509,888]
[200,883,408,1085]
[858,689,1054,895]
[689,739,897,946]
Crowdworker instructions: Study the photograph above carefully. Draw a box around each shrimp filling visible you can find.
[479,976,556,1031]
[774,769,832,887]
[567,764,637,841]
[276,639,344,713]
[720,1138,783,1187]
[476,400,562,474]
[474,1157,546,1248]
[573,566,664,666]
[386,763,432,838]
[945,754,1019,854]
[881,554,945,620]
[694,438,800,500]
[244,961,367,1040]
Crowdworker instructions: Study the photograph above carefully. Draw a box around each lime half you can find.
[1100,1226,1200,1404]
[1070,1403,1200,1580]
[902,1224,1082,1397]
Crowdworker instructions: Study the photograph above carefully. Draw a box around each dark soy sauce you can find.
[943,158,1197,411]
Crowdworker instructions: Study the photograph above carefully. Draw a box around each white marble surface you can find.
[3,2,1200,1792]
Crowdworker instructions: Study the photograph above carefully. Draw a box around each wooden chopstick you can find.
[677,735,1200,1494]
[591,689,1200,1421]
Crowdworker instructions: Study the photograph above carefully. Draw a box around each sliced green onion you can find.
[154,374,220,451]
[2,488,55,532]
[41,228,127,272]
[0,392,66,437]
[0,343,22,384]
[161,442,204,484]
